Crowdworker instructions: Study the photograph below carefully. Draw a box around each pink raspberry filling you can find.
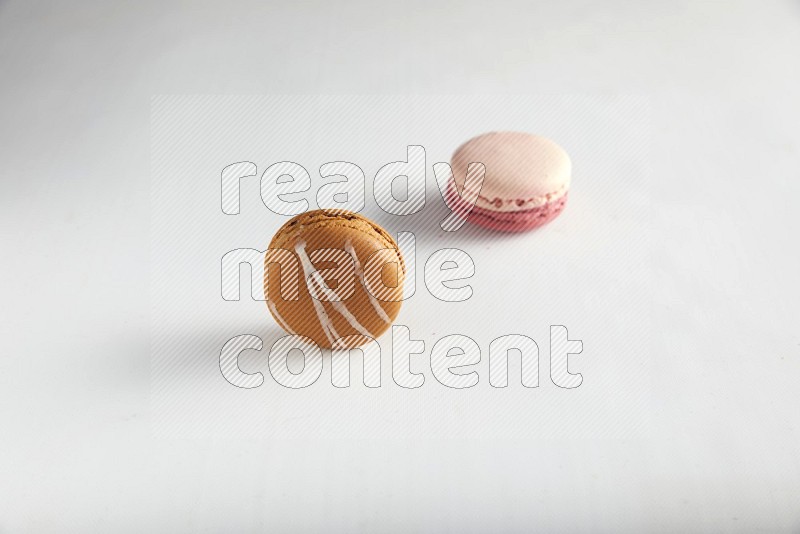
[446,180,568,232]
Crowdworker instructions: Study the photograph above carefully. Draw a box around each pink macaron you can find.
[446,131,571,232]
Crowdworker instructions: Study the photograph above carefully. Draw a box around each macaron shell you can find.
[265,210,404,349]
[451,131,571,213]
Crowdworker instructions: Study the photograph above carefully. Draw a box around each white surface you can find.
[1,1,799,532]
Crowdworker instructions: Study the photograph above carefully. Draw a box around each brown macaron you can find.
[264,209,405,349]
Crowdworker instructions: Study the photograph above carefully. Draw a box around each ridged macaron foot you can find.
[264,209,405,349]
[447,131,571,232]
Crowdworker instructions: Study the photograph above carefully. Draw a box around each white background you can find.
[1,1,799,532]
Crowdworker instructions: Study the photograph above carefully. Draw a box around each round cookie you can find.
[264,209,405,349]
[447,131,571,232]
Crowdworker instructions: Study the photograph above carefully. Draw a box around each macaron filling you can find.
[446,179,568,232]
